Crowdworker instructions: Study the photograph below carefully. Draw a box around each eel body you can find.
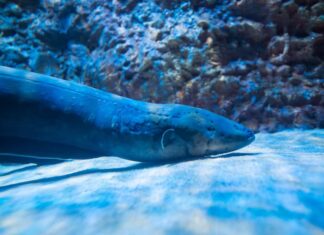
[0,66,254,162]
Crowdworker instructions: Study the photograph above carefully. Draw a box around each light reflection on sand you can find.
[0,130,323,235]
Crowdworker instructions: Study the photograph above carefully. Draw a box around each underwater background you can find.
[0,0,324,235]
[0,0,323,131]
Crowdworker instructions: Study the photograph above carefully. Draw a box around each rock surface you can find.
[0,0,323,132]
[0,130,323,235]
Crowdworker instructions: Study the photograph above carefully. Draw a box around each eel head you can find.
[159,105,255,160]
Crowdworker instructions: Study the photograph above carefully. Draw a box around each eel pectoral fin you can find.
[161,129,176,150]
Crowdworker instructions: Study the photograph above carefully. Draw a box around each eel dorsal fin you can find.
[161,129,176,150]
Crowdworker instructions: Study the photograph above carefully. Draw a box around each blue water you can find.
[0,130,323,235]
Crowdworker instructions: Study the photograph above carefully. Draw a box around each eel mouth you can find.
[204,132,255,156]
[247,128,256,142]
[248,134,256,143]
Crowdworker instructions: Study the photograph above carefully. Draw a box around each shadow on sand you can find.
[0,152,261,192]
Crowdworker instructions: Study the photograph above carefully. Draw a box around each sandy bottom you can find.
[0,130,323,235]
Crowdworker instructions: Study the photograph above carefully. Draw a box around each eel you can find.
[0,66,255,162]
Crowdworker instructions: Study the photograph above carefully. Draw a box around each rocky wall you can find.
[0,0,323,132]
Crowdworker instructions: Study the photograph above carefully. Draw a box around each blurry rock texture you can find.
[0,0,323,132]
